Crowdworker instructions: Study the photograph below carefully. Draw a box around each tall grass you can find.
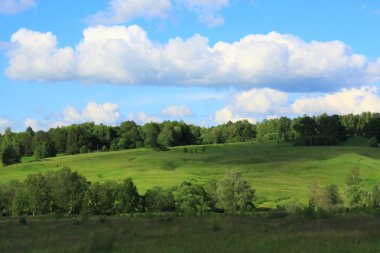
[1,215,380,253]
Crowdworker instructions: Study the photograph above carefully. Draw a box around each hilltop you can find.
[1,142,380,207]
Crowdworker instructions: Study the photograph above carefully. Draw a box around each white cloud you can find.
[161,105,193,117]
[0,0,36,15]
[214,88,286,123]
[63,102,121,125]
[86,0,228,27]
[184,0,229,27]
[214,107,256,124]
[0,118,12,133]
[214,86,380,123]
[233,88,288,114]
[128,112,160,124]
[6,26,380,92]
[24,118,40,130]
[86,0,172,25]
[6,28,76,82]
[291,86,380,115]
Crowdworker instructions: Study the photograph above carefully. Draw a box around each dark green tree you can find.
[293,115,318,137]
[116,178,141,213]
[48,167,90,214]
[24,173,51,215]
[216,171,255,213]
[143,186,176,212]
[142,123,160,149]
[1,145,21,166]
[172,181,213,214]
[86,181,118,215]
[34,141,57,159]
[157,123,175,147]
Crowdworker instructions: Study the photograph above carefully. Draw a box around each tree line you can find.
[1,166,380,218]
[2,112,380,166]
[256,112,380,146]
[0,168,254,217]
[0,120,255,166]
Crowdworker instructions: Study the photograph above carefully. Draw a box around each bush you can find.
[153,144,168,152]
[293,135,338,146]
[216,171,255,213]
[369,136,378,148]
[19,216,27,225]
[101,146,108,152]
[80,146,89,154]
[268,205,288,218]
[144,187,176,212]
[110,143,118,151]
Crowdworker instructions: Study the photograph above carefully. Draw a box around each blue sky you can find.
[1,0,380,132]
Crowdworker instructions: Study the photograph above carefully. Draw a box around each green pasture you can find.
[1,142,380,207]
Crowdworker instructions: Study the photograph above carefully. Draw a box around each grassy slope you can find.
[1,142,380,207]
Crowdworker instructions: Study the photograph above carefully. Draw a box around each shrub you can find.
[18,216,27,225]
[110,143,118,151]
[369,136,378,148]
[268,205,288,218]
[293,135,338,146]
[79,146,89,154]
[143,187,176,212]
[216,171,255,213]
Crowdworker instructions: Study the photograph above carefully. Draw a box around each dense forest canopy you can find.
[1,112,380,166]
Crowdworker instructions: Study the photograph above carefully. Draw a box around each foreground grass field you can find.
[1,142,380,207]
[1,215,380,253]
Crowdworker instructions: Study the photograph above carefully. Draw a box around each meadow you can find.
[1,215,380,253]
[1,141,380,207]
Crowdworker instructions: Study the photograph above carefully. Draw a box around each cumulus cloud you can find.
[128,112,160,124]
[291,86,380,115]
[6,26,380,92]
[233,88,288,114]
[24,118,40,130]
[0,118,12,133]
[161,105,193,117]
[0,0,36,15]
[214,86,380,123]
[214,107,256,124]
[63,102,121,125]
[184,0,229,27]
[86,0,172,25]
[6,28,76,82]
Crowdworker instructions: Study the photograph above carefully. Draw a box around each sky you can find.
[0,0,380,132]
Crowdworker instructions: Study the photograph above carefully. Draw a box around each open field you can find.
[1,215,380,253]
[2,142,380,207]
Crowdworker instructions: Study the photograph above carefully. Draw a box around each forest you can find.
[1,112,380,166]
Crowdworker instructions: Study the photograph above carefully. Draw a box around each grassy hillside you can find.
[1,142,380,207]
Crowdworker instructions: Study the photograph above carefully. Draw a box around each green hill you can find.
[1,142,380,207]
